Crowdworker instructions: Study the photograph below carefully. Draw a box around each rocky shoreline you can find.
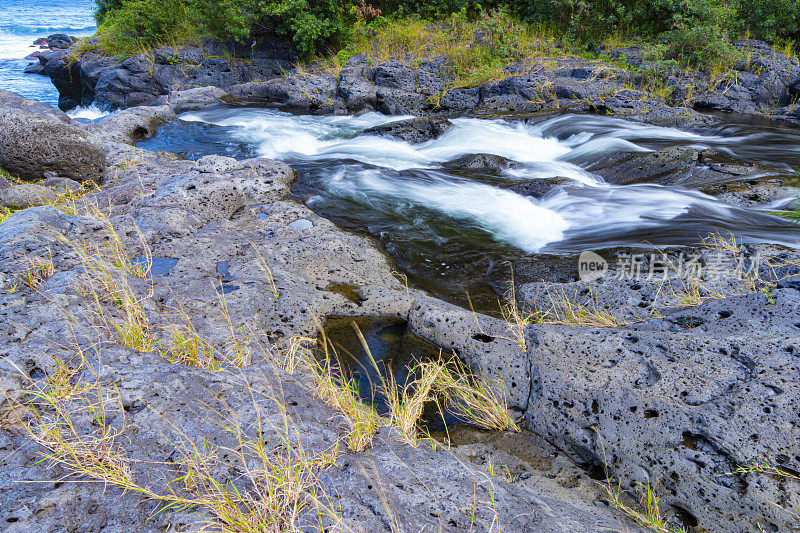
[0,33,799,533]
[31,34,800,128]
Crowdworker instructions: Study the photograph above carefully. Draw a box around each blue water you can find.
[0,0,97,105]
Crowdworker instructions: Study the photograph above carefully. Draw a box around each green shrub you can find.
[738,0,800,43]
[98,0,197,53]
[86,0,800,69]
[187,0,355,57]
[497,0,680,41]
[657,0,741,72]
[95,0,124,23]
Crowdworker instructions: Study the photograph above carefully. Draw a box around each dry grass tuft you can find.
[308,332,379,452]
[537,287,623,328]
[436,358,519,432]
[22,249,56,291]
[164,313,220,370]
[498,273,537,350]
[17,369,343,532]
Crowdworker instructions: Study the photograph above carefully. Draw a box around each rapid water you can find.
[0,0,96,106]
[138,107,800,306]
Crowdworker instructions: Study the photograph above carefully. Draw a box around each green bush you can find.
[99,0,195,51]
[95,0,124,23]
[497,0,680,40]
[186,0,355,57]
[658,0,740,72]
[89,0,799,67]
[738,0,800,43]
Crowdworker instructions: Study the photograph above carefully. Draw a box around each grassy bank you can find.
[89,0,798,80]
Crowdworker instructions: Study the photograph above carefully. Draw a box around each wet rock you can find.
[0,93,105,182]
[37,48,96,110]
[508,179,561,199]
[23,63,44,75]
[0,184,59,208]
[443,153,513,170]
[590,146,798,207]
[591,146,700,185]
[364,117,452,143]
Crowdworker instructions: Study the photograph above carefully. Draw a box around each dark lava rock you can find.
[46,34,76,50]
[693,39,800,113]
[442,153,513,170]
[228,74,338,112]
[590,146,700,185]
[0,91,105,182]
[508,178,561,198]
[589,145,799,206]
[41,40,291,110]
[23,63,44,75]
[364,117,452,144]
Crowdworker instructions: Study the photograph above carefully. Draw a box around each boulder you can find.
[0,184,59,208]
[442,153,513,170]
[46,34,76,50]
[157,86,229,113]
[364,117,452,143]
[0,95,105,182]
[23,63,44,75]
[0,88,70,123]
[508,179,561,199]
[375,87,431,115]
[88,105,176,144]
[590,146,700,186]
[228,74,338,111]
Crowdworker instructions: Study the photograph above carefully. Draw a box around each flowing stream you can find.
[140,105,800,307]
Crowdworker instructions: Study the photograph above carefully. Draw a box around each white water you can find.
[0,0,96,105]
[67,104,111,121]
[178,108,800,253]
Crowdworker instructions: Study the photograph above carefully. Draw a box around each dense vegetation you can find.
[93,0,800,72]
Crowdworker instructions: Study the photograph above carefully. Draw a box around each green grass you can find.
[328,9,563,89]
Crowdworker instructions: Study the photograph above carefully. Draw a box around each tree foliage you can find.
[95,0,800,61]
